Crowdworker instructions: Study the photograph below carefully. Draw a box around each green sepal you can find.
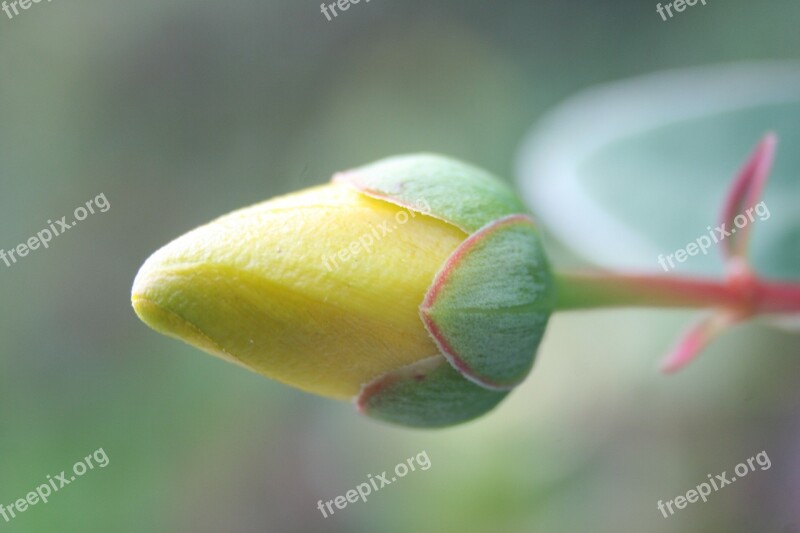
[420,215,554,389]
[333,154,527,233]
[357,355,509,428]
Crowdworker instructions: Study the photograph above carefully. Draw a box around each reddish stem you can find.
[552,133,797,373]
[554,271,800,316]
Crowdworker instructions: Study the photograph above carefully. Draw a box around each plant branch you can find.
[554,271,800,315]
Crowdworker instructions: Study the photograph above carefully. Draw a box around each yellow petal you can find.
[132,183,466,399]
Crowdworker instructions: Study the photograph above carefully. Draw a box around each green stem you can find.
[555,271,800,315]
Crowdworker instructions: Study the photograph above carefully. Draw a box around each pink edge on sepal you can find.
[332,171,456,230]
[420,214,536,390]
[660,310,747,374]
[355,362,428,414]
[719,132,777,262]
[333,171,408,207]
[355,374,391,414]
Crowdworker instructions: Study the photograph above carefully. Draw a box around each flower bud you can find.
[132,155,555,427]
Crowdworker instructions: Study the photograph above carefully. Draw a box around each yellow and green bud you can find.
[132,155,555,427]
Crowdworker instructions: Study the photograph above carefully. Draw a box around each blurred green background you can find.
[2,0,799,531]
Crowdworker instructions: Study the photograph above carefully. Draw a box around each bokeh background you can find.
[1,0,799,531]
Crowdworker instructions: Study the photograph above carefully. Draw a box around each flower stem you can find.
[549,134,799,373]
[554,271,800,315]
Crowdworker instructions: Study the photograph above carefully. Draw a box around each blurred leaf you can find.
[516,62,800,280]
